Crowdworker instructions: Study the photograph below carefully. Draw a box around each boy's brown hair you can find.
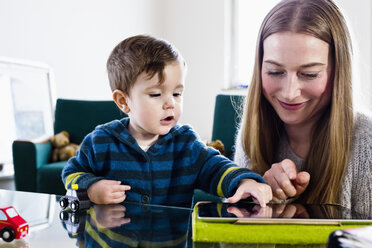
[107,35,183,95]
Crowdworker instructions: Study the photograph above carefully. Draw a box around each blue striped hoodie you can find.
[62,118,264,207]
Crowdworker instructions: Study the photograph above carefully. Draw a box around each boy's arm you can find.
[195,143,266,198]
[61,133,104,190]
[61,133,131,204]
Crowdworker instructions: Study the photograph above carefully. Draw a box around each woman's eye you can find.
[300,73,318,79]
[149,93,161,97]
[267,71,284,76]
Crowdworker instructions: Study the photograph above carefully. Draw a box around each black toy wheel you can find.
[70,200,80,212]
[60,197,69,209]
[70,213,79,224]
[59,210,69,221]
[0,227,15,242]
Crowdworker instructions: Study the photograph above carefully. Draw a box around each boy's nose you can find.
[282,74,301,101]
[163,96,175,109]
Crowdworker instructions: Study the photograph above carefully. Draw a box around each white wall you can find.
[0,0,158,100]
[0,0,226,140]
[336,0,372,110]
[153,0,226,139]
[0,0,371,141]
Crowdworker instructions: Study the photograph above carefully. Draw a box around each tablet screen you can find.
[197,202,372,225]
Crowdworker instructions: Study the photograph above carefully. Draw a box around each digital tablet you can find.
[196,202,372,225]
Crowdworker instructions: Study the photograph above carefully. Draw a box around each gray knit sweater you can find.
[234,113,372,217]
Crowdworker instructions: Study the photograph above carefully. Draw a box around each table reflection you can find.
[60,202,192,248]
[199,202,371,221]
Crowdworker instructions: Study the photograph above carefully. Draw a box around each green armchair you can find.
[211,94,245,159]
[12,99,126,195]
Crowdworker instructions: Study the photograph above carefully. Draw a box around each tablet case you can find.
[192,203,372,245]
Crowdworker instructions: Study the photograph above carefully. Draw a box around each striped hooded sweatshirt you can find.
[62,118,264,207]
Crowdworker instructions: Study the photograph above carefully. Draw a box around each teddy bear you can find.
[51,131,80,162]
[205,139,226,156]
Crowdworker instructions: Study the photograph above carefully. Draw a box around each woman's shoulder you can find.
[346,113,372,215]
[349,112,372,168]
[353,112,372,139]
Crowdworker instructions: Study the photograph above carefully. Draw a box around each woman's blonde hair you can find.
[241,0,353,204]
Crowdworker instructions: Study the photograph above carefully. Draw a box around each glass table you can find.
[0,189,192,247]
[2,189,368,247]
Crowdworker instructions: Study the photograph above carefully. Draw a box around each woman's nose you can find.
[282,74,301,101]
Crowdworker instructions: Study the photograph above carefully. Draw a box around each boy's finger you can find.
[110,198,126,204]
[265,186,273,203]
[227,190,243,203]
[103,180,122,185]
[251,192,266,207]
[226,196,238,203]
[122,185,131,191]
[113,185,131,191]
[110,194,127,204]
[111,191,125,199]
[107,204,126,212]
[120,218,131,225]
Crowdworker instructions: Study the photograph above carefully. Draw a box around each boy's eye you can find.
[173,92,182,97]
[149,93,161,97]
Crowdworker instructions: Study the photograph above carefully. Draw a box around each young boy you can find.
[62,35,272,208]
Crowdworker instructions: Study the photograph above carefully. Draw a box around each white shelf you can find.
[0,163,14,180]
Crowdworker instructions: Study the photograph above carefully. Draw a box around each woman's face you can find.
[261,31,333,128]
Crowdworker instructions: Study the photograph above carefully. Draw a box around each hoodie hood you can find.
[97,117,191,150]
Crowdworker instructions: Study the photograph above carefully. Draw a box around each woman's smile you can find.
[278,100,307,111]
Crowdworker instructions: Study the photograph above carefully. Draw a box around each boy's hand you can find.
[93,204,130,228]
[87,179,131,204]
[227,179,272,207]
[227,204,273,218]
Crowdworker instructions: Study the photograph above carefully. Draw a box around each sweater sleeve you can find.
[61,132,104,190]
[342,113,372,217]
[194,139,265,198]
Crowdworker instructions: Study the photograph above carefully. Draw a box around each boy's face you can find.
[120,62,185,144]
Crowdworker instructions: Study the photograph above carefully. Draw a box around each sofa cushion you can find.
[37,161,67,195]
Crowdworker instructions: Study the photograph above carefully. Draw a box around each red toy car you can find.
[0,206,28,242]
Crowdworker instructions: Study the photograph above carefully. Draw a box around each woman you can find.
[234,0,372,216]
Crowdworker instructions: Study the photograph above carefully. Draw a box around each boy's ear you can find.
[112,90,130,113]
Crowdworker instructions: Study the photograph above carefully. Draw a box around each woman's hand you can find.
[227,204,273,218]
[263,159,310,201]
[271,203,309,219]
[227,203,309,219]
[87,179,131,204]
